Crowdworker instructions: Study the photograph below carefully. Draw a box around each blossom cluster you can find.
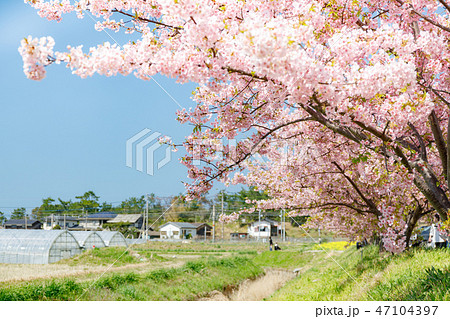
[21,0,450,251]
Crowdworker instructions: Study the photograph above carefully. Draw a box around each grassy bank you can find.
[2,241,448,301]
[0,256,263,301]
[267,245,450,301]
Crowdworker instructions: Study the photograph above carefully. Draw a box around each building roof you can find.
[264,218,279,225]
[107,214,142,224]
[191,223,212,229]
[159,222,197,230]
[81,212,117,220]
[251,219,279,226]
[4,219,41,226]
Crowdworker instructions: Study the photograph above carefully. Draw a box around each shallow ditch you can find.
[198,269,296,301]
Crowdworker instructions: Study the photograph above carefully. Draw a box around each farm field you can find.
[0,241,449,301]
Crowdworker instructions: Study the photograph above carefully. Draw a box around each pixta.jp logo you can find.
[126,128,171,176]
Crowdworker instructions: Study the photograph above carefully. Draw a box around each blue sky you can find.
[0,2,230,215]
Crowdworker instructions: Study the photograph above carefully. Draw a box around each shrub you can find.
[146,268,178,282]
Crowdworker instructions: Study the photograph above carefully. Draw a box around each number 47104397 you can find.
[376,306,438,316]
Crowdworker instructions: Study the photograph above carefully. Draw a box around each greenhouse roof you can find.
[97,231,127,247]
[69,231,105,247]
[0,229,81,264]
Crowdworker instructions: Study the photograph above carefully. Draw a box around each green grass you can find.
[58,247,139,266]
[268,245,450,301]
[58,247,168,266]
[253,249,319,269]
[0,256,263,301]
[368,249,450,301]
[3,241,449,301]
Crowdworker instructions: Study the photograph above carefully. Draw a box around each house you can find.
[230,232,249,240]
[43,215,78,230]
[4,219,42,230]
[411,225,449,248]
[78,212,117,230]
[106,214,144,230]
[192,223,212,239]
[159,222,197,239]
[248,218,280,239]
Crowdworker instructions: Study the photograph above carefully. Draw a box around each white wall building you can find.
[159,222,197,239]
[248,219,280,239]
[43,215,78,230]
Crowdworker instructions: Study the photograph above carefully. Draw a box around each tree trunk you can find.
[404,206,425,248]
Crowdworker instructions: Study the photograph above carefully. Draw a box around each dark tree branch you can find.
[428,110,448,180]
[408,122,428,162]
[303,97,367,143]
[294,202,375,215]
[332,161,380,216]
[394,0,450,33]
[112,9,182,30]
[438,0,450,14]
[447,117,450,192]
[413,162,450,221]
[223,67,268,81]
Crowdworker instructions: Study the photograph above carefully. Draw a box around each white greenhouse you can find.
[0,230,82,264]
[97,231,128,247]
[69,231,106,250]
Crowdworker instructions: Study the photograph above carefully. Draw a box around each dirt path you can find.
[198,269,296,301]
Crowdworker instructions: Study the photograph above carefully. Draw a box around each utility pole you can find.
[221,193,224,240]
[25,214,27,230]
[145,194,149,240]
[83,208,87,231]
[280,209,285,242]
[212,205,216,243]
[64,214,66,230]
[258,210,261,242]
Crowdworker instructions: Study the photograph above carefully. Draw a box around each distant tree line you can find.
[0,187,292,226]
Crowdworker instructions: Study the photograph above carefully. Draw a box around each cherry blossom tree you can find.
[231,132,433,252]
[20,0,450,251]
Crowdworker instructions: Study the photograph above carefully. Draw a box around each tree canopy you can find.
[20,0,450,252]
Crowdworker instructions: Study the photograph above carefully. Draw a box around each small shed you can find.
[159,222,197,239]
[69,231,106,250]
[192,223,212,238]
[230,232,249,240]
[97,231,128,247]
[0,229,81,264]
[4,219,42,230]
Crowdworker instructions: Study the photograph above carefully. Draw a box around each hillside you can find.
[257,244,450,301]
